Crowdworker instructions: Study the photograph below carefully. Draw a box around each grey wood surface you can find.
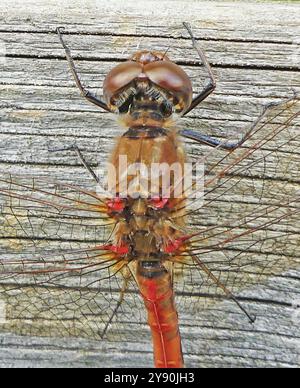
[0,0,299,368]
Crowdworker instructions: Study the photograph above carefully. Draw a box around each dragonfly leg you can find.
[190,252,256,323]
[49,144,100,183]
[180,130,238,150]
[56,27,111,113]
[100,267,131,339]
[182,22,216,116]
[180,102,275,150]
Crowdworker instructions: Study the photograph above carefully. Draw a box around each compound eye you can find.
[144,61,193,113]
[103,61,142,107]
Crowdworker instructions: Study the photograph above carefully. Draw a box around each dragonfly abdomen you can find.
[137,261,184,368]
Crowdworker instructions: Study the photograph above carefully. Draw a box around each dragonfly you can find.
[0,23,299,368]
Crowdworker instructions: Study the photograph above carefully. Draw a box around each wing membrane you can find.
[0,97,299,344]
[0,175,146,341]
[174,97,300,314]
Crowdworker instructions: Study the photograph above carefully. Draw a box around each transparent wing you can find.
[0,175,147,342]
[173,97,300,317]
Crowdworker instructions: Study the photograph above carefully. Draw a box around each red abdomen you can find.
[137,262,184,368]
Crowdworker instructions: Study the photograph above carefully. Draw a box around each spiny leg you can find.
[180,131,239,150]
[49,144,100,184]
[180,106,270,150]
[182,22,216,116]
[56,27,111,112]
[100,268,131,339]
[180,98,292,150]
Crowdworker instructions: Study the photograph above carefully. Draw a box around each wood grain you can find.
[0,0,299,368]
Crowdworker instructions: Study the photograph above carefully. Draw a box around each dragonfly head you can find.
[103,50,193,117]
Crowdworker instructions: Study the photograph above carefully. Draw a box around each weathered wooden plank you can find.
[1,32,299,69]
[0,0,299,369]
[1,0,300,43]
